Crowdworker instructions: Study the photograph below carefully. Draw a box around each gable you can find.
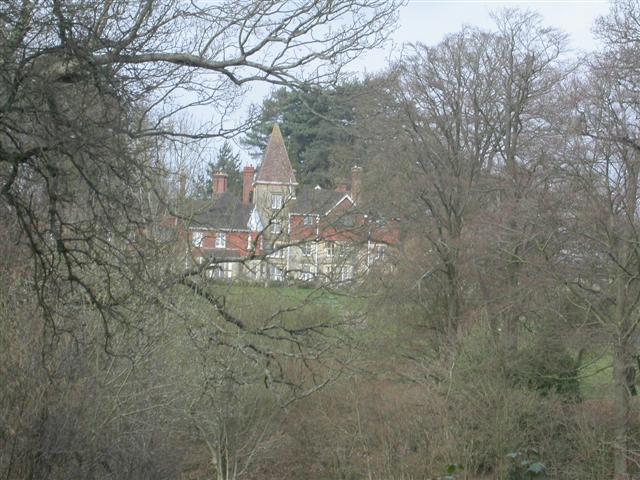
[247,206,264,232]
[324,194,355,216]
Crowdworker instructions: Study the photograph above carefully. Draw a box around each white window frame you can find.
[303,215,314,226]
[269,244,285,258]
[326,241,335,257]
[301,242,314,257]
[341,265,353,282]
[271,193,283,210]
[271,220,282,234]
[215,232,226,248]
[192,231,204,247]
[300,265,314,282]
[270,265,283,282]
[338,244,353,258]
[213,262,232,279]
[247,235,253,251]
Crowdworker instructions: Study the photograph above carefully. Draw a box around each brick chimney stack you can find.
[351,166,363,204]
[212,171,228,198]
[242,165,255,205]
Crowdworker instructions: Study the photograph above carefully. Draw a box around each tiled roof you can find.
[255,125,297,184]
[188,193,251,231]
[290,186,349,215]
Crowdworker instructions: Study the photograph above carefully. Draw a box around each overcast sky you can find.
[353,0,610,74]
[251,1,610,119]
[229,0,611,164]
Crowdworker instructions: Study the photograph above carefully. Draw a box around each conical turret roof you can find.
[255,124,297,185]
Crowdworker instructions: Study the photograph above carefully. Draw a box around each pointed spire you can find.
[255,124,298,185]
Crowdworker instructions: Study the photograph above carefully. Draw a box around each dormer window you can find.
[271,193,283,210]
[215,232,226,249]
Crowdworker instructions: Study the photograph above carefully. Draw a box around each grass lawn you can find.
[213,283,367,322]
[579,352,613,399]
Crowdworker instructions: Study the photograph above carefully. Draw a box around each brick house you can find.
[186,125,397,282]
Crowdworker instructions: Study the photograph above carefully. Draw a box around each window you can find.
[303,215,314,226]
[337,244,354,258]
[375,245,386,260]
[244,264,257,279]
[301,242,314,257]
[215,232,226,248]
[212,262,232,279]
[192,231,204,247]
[269,265,283,282]
[300,265,314,282]
[268,244,285,258]
[271,193,283,210]
[247,235,253,251]
[341,265,353,282]
[271,220,282,234]
[326,241,335,257]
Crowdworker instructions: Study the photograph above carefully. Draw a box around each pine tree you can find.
[193,142,242,198]
[242,84,365,187]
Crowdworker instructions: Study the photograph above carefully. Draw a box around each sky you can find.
[226,0,611,165]
[353,0,610,74]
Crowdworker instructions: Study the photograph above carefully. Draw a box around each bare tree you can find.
[369,11,567,356]
[481,9,569,361]
[558,2,640,476]
[0,0,402,352]
[391,27,500,346]
[0,2,402,477]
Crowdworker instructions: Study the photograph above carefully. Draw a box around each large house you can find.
[185,125,396,283]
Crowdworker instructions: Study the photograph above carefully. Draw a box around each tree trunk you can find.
[445,258,461,339]
[613,152,639,480]
[613,340,632,480]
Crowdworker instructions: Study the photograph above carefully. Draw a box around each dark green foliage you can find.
[510,336,581,400]
[243,83,366,187]
[441,463,464,479]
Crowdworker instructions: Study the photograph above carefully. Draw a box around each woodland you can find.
[1,1,640,479]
